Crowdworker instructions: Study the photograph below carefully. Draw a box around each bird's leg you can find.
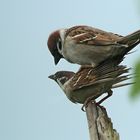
[81,90,113,112]
[81,95,96,112]
[97,90,113,105]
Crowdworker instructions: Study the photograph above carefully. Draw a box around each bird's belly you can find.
[70,86,102,104]
[65,80,113,104]
[63,42,118,66]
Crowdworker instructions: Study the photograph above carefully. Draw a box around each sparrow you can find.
[47,25,140,66]
[48,60,132,110]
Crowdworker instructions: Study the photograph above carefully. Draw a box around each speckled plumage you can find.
[49,59,131,104]
[48,25,140,66]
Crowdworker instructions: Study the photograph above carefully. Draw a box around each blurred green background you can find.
[0,0,140,140]
[130,0,140,98]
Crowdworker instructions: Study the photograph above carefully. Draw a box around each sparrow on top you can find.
[48,25,140,67]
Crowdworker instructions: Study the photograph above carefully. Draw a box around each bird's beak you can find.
[48,74,55,80]
[54,52,63,65]
[54,56,60,65]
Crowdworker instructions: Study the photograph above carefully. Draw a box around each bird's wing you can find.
[65,26,123,46]
[69,61,130,91]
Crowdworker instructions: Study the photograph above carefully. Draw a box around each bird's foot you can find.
[81,96,96,112]
[81,90,113,112]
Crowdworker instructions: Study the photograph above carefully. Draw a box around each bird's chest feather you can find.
[63,40,97,65]
[63,39,113,65]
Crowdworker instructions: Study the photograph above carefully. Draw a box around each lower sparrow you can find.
[49,60,131,110]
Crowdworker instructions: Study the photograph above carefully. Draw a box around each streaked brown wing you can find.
[69,67,113,91]
[69,62,130,91]
[66,26,123,46]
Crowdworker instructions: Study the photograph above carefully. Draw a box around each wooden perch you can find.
[85,102,119,140]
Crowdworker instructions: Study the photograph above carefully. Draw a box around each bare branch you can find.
[85,102,119,140]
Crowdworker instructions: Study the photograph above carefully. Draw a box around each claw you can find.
[81,90,113,112]
[81,104,86,112]
[81,96,96,112]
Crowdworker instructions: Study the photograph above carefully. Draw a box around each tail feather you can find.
[116,30,140,56]
[112,82,134,88]
[118,30,140,44]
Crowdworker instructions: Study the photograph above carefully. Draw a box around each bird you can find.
[47,25,140,67]
[48,60,132,111]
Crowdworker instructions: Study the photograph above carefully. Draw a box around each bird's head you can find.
[47,29,67,65]
[48,71,75,88]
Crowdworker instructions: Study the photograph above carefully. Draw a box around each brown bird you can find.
[49,60,132,111]
[48,25,140,66]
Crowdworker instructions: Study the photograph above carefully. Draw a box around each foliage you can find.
[129,0,140,98]
[130,60,140,98]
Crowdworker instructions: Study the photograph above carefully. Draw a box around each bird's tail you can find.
[118,29,140,54]
[118,30,140,44]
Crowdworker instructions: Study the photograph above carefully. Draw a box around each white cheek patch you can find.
[59,77,68,84]
[59,29,66,42]
[59,29,67,55]
[56,76,69,91]
[57,47,63,55]
[57,38,62,54]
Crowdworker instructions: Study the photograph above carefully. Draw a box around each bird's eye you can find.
[57,38,62,51]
